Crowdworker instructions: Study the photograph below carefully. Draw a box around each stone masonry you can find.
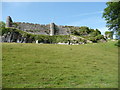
[6,16,70,36]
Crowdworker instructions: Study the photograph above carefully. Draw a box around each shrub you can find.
[88,37,97,43]
[115,40,120,47]
[95,35,104,40]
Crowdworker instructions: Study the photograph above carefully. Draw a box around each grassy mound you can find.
[2,41,118,88]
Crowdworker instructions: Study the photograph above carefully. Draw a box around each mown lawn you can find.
[2,41,118,88]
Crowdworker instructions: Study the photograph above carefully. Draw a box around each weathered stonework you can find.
[4,16,106,44]
[6,16,70,36]
[50,23,55,36]
[6,16,13,27]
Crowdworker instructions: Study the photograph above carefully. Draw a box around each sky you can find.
[2,2,109,35]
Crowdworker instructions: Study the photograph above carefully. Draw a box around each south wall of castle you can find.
[14,22,50,35]
[14,22,70,35]
[6,16,71,35]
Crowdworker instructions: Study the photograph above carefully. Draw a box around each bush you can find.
[88,37,97,43]
[34,35,69,43]
[115,40,120,47]
[95,35,104,40]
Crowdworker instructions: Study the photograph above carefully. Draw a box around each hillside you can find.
[2,41,118,88]
[1,18,106,44]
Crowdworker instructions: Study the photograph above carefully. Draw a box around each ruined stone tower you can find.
[50,23,55,36]
[6,16,13,27]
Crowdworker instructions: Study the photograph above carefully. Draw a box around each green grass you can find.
[2,41,118,88]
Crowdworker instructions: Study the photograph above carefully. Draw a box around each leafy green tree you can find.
[90,30,101,37]
[0,21,6,35]
[105,31,114,39]
[0,21,5,28]
[0,21,9,35]
[95,35,104,40]
[79,26,90,35]
[103,2,120,36]
[95,29,101,34]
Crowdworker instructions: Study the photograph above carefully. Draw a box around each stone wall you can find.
[14,22,71,35]
[6,16,71,36]
[15,22,50,35]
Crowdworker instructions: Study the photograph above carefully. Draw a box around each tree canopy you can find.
[0,21,6,35]
[105,31,114,39]
[0,21,5,28]
[103,2,120,35]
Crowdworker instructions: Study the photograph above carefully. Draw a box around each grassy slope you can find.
[2,41,118,88]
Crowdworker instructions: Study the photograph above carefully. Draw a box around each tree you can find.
[105,31,114,39]
[0,21,6,35]
[0,21,5,29]
[95,29,101,34]
[90,29,101,37]
[103,2,120,36]
[79,26,90,35]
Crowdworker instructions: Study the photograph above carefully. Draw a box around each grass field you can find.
[2,41,118,88]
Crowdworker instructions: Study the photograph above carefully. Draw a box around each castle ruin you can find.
[3,16,105,44]
[6,16,70,36]
[6,16,13,27]
[50,23,55,36]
